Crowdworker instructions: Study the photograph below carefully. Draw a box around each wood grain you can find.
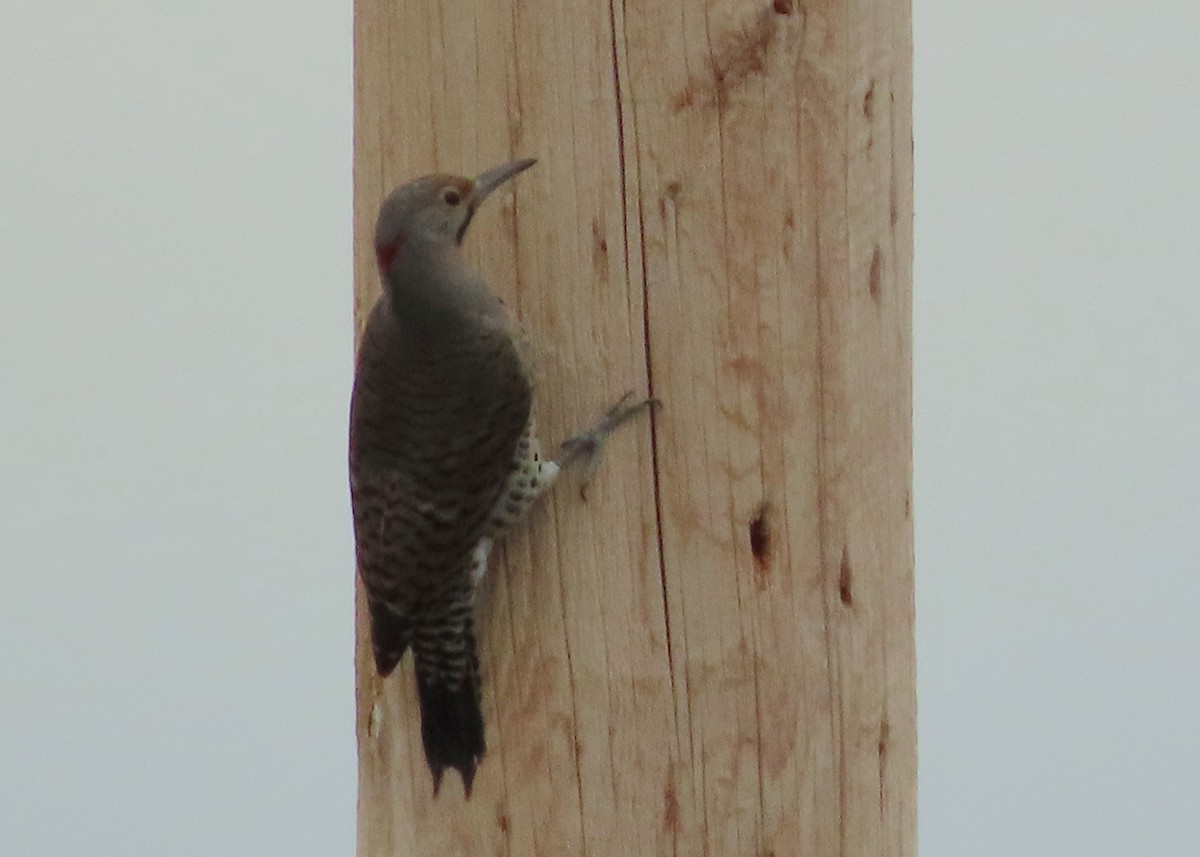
[353,1,913,854]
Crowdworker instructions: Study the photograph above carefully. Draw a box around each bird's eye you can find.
[443,188,462,206]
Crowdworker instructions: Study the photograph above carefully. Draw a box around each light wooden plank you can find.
[354,1,913,854]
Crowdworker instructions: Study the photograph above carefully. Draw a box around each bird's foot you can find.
[557,391,660,499]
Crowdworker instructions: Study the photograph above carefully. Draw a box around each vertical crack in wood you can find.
[811,153,848,857]
[608,2,680,851]
[838,5,853,850]
[607,0,679,829]
[551,505,589,855]
[507,7,527,309]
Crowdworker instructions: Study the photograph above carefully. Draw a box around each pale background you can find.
[2,2,1196,856]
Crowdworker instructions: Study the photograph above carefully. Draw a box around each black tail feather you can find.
[415,664,486,797]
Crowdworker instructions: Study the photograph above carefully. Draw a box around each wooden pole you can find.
[353,1,913,854]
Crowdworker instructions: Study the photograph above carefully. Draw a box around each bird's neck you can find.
[383,242,495,330]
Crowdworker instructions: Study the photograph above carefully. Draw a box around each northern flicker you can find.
[349,158,652,797]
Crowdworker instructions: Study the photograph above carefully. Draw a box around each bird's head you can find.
[373,158,536,273]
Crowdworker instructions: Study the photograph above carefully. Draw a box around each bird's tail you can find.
[412,620,486,797]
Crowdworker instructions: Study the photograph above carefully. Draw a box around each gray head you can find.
[373,158,536,273]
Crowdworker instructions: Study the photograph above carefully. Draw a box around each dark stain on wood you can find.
[838,546,853,606]
[864,79,877,151]
[869,244,883,301]
[749,500,774,586]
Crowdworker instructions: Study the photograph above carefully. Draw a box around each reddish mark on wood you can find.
[838,546,853,606]
[878,718,890,812]
[726,354,787,430]
[591,217,610,279]
[869,245,883,301]
[659,181,684,222]
[497,809,510,836]
[864,81,879,151]
[674,5,786,111]
[904,488,912,519]
[663,780,679,833]
[374,237,403,271]
[749,500,774,586]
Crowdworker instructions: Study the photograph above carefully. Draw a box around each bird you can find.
[349,158,654,797]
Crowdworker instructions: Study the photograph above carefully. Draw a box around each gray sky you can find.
[916,3,1200,855]
[2,2,1197,856]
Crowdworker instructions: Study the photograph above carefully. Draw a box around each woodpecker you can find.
[349,158,652,797]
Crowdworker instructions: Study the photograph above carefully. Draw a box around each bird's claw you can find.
[557,391,660,499]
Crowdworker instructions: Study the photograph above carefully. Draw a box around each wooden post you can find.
[352,1,913,854]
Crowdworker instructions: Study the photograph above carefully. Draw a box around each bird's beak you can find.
[471,157,537,205]
[456,158,536,244]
